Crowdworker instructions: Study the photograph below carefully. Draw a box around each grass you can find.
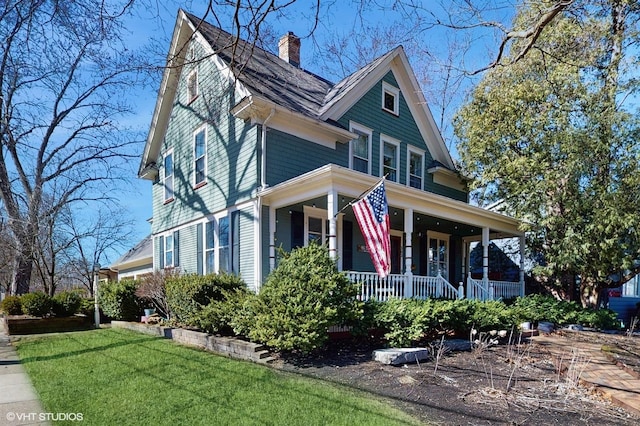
[14,328,422,426]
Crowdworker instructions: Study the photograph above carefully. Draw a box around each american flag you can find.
[353,179,391,278]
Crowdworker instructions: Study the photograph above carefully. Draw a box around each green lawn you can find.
[14,328,422,425]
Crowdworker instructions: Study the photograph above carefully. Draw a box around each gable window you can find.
[194,127,206,187]
[187,69,198,103]
[408,148,424,190]
[349,122,372,174]
[382,82,399,115]
[163,150,174,202]
[381,135,400,182]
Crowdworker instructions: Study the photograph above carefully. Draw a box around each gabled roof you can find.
[111,234,152,269]
[139,10,456,178]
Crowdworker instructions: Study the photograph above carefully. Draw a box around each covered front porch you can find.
[258,164,525,302]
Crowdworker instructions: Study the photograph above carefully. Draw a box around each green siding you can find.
[265,129,347,186]
[152,39,260,235]
[237,206,255,291]
[337,71,467,201]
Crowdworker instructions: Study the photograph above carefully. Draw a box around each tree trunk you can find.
[579,277,600,309]
[12,254,33,295]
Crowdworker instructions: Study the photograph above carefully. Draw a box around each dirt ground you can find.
[275,330,640,425]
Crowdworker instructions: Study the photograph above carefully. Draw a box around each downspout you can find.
[256,108,275,292]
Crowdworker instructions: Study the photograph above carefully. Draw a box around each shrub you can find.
[470,300,515,331]
[0,295,23,315]
[21,292,54,317]
[52,290,82,317]
[195,288,251,335]
[99,279,143,321]
[135,270,174,319]
[374,298,434,347]
[166,273,247,326]
[249,243,361,353]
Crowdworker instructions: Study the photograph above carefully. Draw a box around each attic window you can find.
[382,82,399,115]
[187,70,198,103]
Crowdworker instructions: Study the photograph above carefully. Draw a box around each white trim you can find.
[407,146,424,190]
[303,205,327,246]
[380,134,400,182]
[162,149,174,201]
[426,231,450,279]
[187,68,198,103]
[192,125,207,186]
[381,81,399,115]
[349,121,373,175]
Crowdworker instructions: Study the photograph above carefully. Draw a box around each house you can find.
[138,10,526,301]
[108,235,153,281]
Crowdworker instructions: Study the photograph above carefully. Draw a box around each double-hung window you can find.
[349,122,372,174]
[194,128,206,187]
[408,148,424,190]
[382,82,400,116]
[159,230,179,269]
[205,221,215,274]
[187,69,198,103]
[163,150,174,202]
[381,135,400,182]
[218,216,230,273]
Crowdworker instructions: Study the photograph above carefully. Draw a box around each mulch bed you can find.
[274,331,640,425]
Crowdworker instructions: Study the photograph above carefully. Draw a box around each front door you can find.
[390,235,402,274]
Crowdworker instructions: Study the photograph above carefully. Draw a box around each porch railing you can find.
[467,275,523,301]
[346,271,462,301]
[413,274,461,300]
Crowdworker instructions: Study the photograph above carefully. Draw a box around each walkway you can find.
[532,333,640,417]
[0,320,49,426]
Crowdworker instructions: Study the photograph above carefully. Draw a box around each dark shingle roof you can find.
[112,234,152,267]
[184,11,335,119]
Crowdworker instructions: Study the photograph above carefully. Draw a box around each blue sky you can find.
[116,1,513,259]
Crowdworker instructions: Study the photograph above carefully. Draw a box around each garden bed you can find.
[3,315,93,335]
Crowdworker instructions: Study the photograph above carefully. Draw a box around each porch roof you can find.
[258,164,524,237]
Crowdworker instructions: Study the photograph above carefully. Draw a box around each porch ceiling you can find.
[258,164,524,237]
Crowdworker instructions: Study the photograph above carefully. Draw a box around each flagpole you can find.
[334,174,387,218]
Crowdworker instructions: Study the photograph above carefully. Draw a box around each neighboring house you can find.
[607,274,640,326]
[108,235,153,281]
[138,10,525,301]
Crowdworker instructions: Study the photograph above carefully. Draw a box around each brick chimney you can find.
[278,32,300,67]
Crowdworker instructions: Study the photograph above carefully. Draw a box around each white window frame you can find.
[164,233,174,268]
[303,206,327,246]
[427,231,449,279]
[407,147,424,190]
[380,134,400,182]
[163,149,174,202]
[205,220,215,274]
[382,81,400,116]
[187,69,198,103]
[193,126,207,187]
[349,121,372,175]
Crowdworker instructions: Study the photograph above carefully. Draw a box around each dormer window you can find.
[187,70,198,103]
[382,82,399,115]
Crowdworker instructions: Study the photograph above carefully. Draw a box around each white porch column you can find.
[403,208,414,298]
[269,206,276,271]
[461,239,467,282]
[327,189,338,260]
[482,227,493,299]
[519,234,526,297]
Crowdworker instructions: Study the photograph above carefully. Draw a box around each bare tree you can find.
[0,0,148,294]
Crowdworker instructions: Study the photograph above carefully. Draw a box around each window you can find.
[427,232,449,279]
[163,151,174,201]
[349,122,372,174]
[218,216,230,273]
[382,82,399,115]
[187,70,198,103]
[159,230,179,269]
[205,221,215,274]
[194,128,206,186]
[381,135,399,182]
[408,149,423,190]
[304,206,328,246]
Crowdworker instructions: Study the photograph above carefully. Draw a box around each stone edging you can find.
[110,321,274,364]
